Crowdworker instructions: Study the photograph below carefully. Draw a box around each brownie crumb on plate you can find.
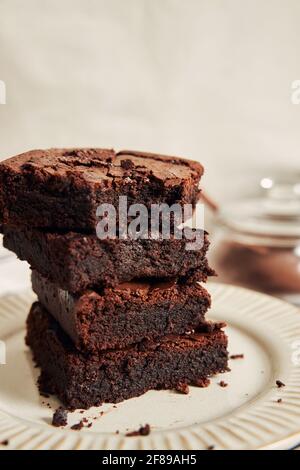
[193,377,211,388]
[126,424,151,437]
[0,440,9,446]
[276,380,285,388]
[52,407,68,427]
[277,398,283,403]
[71,420,84,431]
[229,354,244,360]
[218,381,228,388]
[207,445,215,450]
[175,382,190,394]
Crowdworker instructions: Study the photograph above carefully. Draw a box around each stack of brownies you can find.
[0,148,228,410]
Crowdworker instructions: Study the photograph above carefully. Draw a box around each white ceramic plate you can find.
[0,283,300,450]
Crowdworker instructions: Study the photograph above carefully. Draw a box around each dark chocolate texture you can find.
[32,270,211,351]
[4,226,214,292]
[0,148,203,230]
[26,302,228,410]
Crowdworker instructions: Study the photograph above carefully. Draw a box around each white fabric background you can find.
[0,0,300,294]
[1,0,300,201]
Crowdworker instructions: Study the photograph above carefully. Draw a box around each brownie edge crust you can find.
[26,302,228,410]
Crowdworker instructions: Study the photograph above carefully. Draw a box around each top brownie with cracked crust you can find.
[0,148,204,230]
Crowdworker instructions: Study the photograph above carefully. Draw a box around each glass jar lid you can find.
[218,173,300,238]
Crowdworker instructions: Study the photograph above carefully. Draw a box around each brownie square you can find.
[26,302,228,410]
[0,148,203,230]
[32,270,211,352]
[4,226,214,293]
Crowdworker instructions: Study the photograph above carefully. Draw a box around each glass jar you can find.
[209,175,300,305]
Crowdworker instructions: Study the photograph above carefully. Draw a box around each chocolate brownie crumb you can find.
[1,440,9,446]
[138,424,151,436]
[87,423,92,428]
[276,380,285,388]
[126,424,151,437]
[175,382,190,394]
[52,407,68,427]
[218,381,228,388]
[71,420,84,431]
[207,445,215,450]
[277,398,282,403]
[230,354,244,360]
[193,378,211,388]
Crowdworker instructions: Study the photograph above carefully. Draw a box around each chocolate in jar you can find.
[211,239,300,296]
[209,193,300,304]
